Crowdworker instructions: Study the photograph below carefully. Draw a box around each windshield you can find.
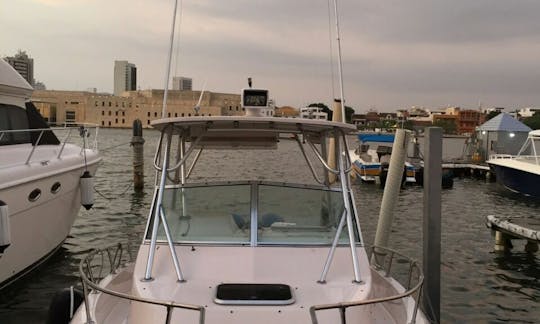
[149,182,356,245]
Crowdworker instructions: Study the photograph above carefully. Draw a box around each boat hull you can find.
[489,162,540,197]
[0,148,100,289]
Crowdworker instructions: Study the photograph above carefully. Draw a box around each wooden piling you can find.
[132,119,145,191]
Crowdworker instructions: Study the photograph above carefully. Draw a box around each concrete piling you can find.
[494,231,511,252]
[423,127,442,324]
[373,129,410,249]
[132,119,145,191]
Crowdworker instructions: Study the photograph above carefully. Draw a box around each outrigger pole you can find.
[161,0,180,118]
[332,0,346,122]
[144,0,185,282]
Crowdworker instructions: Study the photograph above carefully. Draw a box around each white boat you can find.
[487,130,540,197]
[66,1,427,321]
[349,134,416,183]
[69,109,427,323]
[0,59,101,289]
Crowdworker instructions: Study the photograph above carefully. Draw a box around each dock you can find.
[486,215,539,253]
[442,160,492,179]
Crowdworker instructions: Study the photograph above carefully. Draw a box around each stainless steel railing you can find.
[0,123,99,165]
[309,245,424,324]
[80,243,421,324]
[79,243,205,324]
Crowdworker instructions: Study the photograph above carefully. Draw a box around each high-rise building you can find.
[172,76,192,90]
[114,60,137,95]
[4,50,34,85]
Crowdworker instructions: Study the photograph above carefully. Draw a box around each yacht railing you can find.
[310,245,424,324]
[0,123,99,165]
[79,243,205,324]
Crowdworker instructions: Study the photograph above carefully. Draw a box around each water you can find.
[0,128,538,323]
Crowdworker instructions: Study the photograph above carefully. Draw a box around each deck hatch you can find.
[214,283,294,305]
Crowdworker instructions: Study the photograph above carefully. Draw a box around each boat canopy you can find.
[151,116,357,149]
[0,60,33,106]
[358,133,395,143]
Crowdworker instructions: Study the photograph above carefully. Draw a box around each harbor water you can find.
[0,128,538,323]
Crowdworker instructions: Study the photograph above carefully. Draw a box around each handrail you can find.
[0,123,99,165]
[79,243,205,324]
[310,245,424,324]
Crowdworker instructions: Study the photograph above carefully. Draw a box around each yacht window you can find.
[155,185,251,243]
[51,182,61,194]
[28,188,41,202]
[257,185,349,244]
[0,104,31,145]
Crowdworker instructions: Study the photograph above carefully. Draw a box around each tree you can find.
[307,103,355,123]
[523,111,540,130]
[308,103,332,120]
[485,110,501,121]
[402,120,414,130]
[345,106,355,123]
[433,119,457,134]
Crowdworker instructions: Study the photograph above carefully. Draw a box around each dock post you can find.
[525,241,539,253]
[373,129,410,250]
[132,119,145,191]
[494,231,511,252]
[423,127,441,323]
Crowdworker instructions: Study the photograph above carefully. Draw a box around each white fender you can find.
[0,200,10,254]
[80,171,94,210]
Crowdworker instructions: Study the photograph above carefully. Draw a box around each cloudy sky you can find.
[2,0,540,111]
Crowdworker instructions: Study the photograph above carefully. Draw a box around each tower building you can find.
[172,77,192,90]
[4,50,34,85]
[114,60,137,95]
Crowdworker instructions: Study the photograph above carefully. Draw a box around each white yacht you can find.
[0,59,101,289]
[487,130,540,197]
[69,90,427,324]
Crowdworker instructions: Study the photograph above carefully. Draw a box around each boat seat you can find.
[231,213,284,231]
[360,152,372,162]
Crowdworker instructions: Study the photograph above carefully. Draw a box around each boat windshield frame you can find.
[143,180,361,247]
[142,116,364,283]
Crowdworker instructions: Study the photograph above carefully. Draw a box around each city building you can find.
[457,109,485,135]
[114,60,137,95]
[299,106,327,120]
[275,106,299,118]
[31,89,242,128]
[172,77,192,90]
[518,107,540,118]
[4,50,34,85]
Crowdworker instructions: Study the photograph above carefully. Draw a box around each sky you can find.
[2,0,540,112]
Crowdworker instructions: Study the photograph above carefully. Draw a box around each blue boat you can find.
[349,133,416,183]
[487,130,540,197]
